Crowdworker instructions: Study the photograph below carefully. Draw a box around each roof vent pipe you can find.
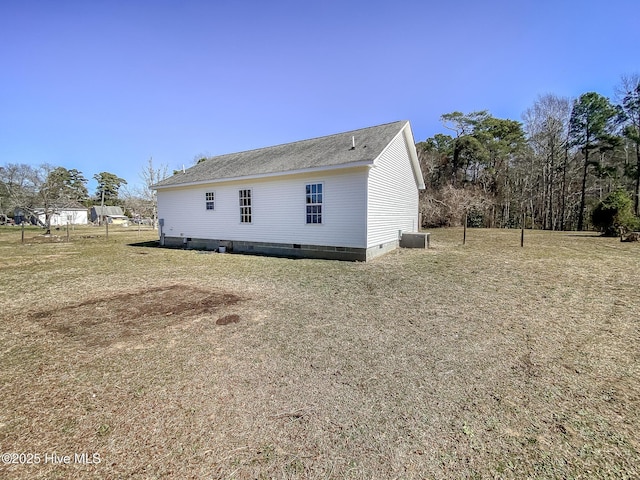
[182,165,185,173]
[352,136,355,148]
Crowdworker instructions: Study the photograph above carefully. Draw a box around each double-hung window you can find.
[239,189,252,223]
[306,183,322,224]
[205,192,215,210]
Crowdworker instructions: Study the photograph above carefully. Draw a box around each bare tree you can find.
[522,94,572,229]
[139,158,169,229]
[616,74,640,214]
[0,163,38,215]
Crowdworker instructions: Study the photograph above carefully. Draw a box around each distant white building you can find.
[154,121,425,261]
[28,204,88,226]
[39,208,88,226]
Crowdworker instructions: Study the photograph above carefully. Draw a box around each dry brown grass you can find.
[0,226,638,479]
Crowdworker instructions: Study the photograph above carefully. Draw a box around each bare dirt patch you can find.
[31,285,243,347]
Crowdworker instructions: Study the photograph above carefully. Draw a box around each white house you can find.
[154,121,425,261]
[34,205,88,226]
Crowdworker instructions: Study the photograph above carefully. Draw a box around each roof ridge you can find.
[203,120,407,160]
[154,120,410,188]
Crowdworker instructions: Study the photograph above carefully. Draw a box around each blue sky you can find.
[1,0,637,193]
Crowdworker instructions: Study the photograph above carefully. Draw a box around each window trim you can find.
[239,189,252,224]
[305,182,323,225]
[205,191,215,211]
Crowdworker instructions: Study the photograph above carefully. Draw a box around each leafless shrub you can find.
[421,185,491,227]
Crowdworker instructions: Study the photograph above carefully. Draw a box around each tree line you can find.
[0,160,167,231]
[417,74,640,235]
[3,75,639,236]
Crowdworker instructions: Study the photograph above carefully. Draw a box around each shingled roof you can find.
[155,121,410,188]
[92,206,125,217]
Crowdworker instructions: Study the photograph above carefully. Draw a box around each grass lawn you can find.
[0,225,638,479]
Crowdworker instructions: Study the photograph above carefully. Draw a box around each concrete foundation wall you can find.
[162,236,399,261]
[365,239,399,260]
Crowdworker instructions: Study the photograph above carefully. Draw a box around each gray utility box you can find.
[400,232,430,249]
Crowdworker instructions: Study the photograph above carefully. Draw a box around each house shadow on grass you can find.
[128,240,161,248]
[127,239,302,258]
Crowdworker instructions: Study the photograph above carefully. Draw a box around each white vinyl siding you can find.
[157,168,368,247]
[366,127,420,247]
